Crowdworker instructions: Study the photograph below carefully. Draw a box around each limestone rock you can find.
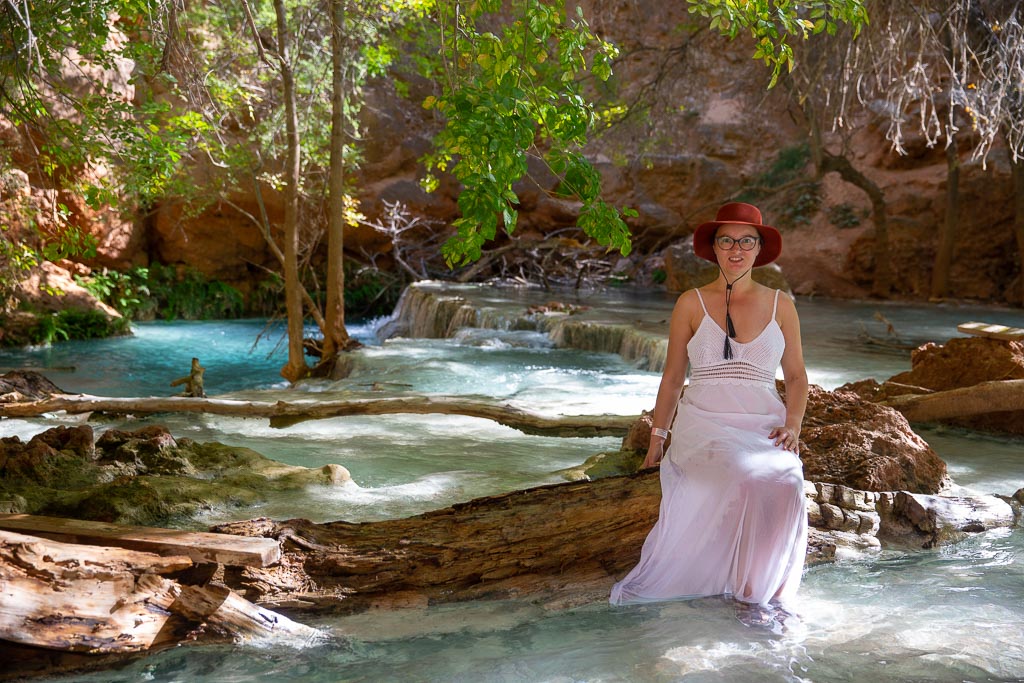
[0,425,353,526]
[799,384,948,494]
[15,261,121,319]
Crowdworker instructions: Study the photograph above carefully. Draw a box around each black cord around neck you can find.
[720,267,752,360]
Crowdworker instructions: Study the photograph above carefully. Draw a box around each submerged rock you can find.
[0,424,351,526]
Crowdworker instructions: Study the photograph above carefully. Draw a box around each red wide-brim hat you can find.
[692,202,782,267]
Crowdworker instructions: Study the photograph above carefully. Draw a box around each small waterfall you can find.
[545,318,669,372]
[382,282,671,371]
[377,283,477,339]
[380,282,532,340]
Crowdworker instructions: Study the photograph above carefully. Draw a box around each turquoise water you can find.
[2,285,1024,681]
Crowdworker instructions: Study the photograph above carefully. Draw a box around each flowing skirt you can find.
[610,383,807,607]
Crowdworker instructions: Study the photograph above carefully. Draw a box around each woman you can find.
[610,202,809,607]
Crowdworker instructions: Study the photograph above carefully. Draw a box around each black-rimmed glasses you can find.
[715,235,761,251]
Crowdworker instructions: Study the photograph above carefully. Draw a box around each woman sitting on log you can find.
[611,202,809,608]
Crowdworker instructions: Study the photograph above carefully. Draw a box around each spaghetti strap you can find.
[695,288,709,314]
[772,289,780,319]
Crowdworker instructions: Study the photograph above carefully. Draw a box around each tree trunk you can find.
[819,151,892,297]
[0,393,635,436]
[930,136,960,299]
[1014,159,1024,307]
[274,0,308,384]
[881,378,1024,422]
[321,0,352,360]
[803,99,892,297]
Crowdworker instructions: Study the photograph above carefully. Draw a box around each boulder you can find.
[0,370,65,403]
[841,336,1024,435]
[14,261,122,320]
[798,384,948,494]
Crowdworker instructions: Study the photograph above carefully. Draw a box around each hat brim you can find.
[693,220,782,267]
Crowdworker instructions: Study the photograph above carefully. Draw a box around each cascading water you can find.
[2,282,1024,682]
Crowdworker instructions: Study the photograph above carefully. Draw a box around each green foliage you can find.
[26,309,129,345]
[651,268,668,285]
[421,0,634,267]
[686,0,869,87]
[76,264,245,321]
[75,267,152,319]
[343,261,403,318]
[780,183,822,226]
[736,144,811,202]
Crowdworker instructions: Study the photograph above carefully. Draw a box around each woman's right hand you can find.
[642,441,665,469]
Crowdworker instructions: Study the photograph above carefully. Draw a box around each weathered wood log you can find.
[168,584,324,645]
[881,379,1024,422]
[0,393,634,436]
[958,321,1024,341]
[0,514,281,567]
[0,529,324,670]
[218,471,663,612]
[169,357,206,398]
[216,471,1021,614]
[0,530,190,653]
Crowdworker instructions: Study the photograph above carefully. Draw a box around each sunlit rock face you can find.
[799,385,948,494]
[845,336,1024,435]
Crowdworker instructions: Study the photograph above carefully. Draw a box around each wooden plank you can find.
[0,514,280,568]
[958,321,1024,341]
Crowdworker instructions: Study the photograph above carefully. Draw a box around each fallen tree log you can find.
[215,469,1022,615]
[215,470,663,613]
[0,529,325,674]
[881,379,1024,422]
[0,514,281,568]
[0,394,633,437]
[0,529,190,653]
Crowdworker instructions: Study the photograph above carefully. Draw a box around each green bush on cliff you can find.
[78,264,247,320]
[25,309,130,345]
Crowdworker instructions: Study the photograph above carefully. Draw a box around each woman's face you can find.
[713,224,762,274]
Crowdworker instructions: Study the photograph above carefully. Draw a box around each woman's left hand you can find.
[769,425,800,454]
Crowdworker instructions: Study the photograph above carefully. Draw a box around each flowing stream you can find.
[2,284,1023,682]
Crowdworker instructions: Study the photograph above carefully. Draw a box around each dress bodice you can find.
[686,289,785,388]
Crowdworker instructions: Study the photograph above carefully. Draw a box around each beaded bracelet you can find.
[650,427,670,440]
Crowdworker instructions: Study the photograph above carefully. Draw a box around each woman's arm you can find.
[643,292,696,468]
[770,293,808,453]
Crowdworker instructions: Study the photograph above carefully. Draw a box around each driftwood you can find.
[0,529,190,653]
[0,514,281,568]
[168,584,323,646]
[0,394,634,437]
[0,528,323,665]
[169,357,206,398]
[881,379,1024,422]
[220,470,663,612]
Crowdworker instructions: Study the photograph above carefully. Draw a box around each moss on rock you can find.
[0,424,351,526]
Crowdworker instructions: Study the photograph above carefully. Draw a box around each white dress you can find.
[610,289,807,606]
